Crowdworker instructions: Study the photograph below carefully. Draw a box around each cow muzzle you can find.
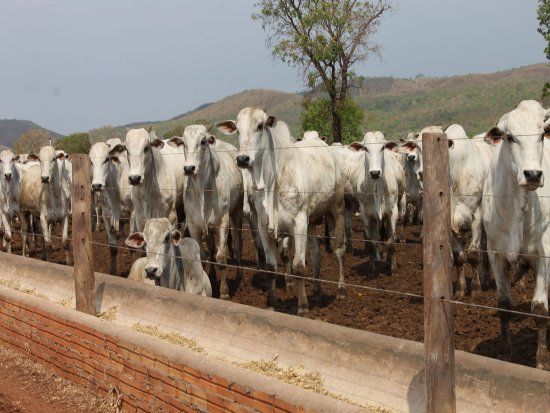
[144,267,158,279]
[407,155,416,164]
[370,170,381,180]
[41,176,50,184]
[128,175,142,186]
[183,165,196,176]
[4,173,11,182]
[92,183,103,192]
[523,170,543,187]
[236,155,250,168]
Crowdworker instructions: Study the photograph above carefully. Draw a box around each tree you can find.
[253,0,391,142]
[538,0,550,97]
[55,133,91,154]
[14,129,53,154]
[301,97,364,143]
[88,125,125,143]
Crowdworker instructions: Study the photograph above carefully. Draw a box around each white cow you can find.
[398,132,423,225]
[90,140,134,275]
[346,132,404,273]
[125,218,211,296]
[217,108,346,315]
[482,100,550,369]
[19,146,71,263]
[445,124,493,298]
[167,125,243,299]
[109,128,186,231]
[0,150,20,253]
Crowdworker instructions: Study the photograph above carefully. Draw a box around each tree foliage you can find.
[253,0,391,142]
[14,129,53,154]
[88,125,125,143]
[538,0,550,97]
[54,133,91,154]
[301,97,364,143]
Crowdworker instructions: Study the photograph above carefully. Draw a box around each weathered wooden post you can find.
[423,132,455,412]
[71,154,96,316]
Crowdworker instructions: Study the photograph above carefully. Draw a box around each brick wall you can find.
[0,290,338,413]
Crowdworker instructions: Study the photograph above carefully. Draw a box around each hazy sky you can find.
[0,0,545,134]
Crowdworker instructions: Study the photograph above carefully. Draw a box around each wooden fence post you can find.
[71,154,96,316]
[423,132,455,412]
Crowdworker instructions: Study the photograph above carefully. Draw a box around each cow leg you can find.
[279,237,293,292]
[40,214,50,261]
[293,213,309,316]
[216,216,230,300]
[307,225,322,303]
[387,205,399,272]
[328,204,346,299]
[533,257,549,370]
[206,232,217,279]
[491,252,512,358]
[230,212,243,289]
[258,224,278,310]
[102,207,117,275]
[1,212,11,254]
[344,208,353,254]
[323,217,332,253]
[247,208,265,269]
[20,213,28,257]
[62,216,72,266]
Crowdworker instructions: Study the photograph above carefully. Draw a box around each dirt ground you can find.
[7,217,548,369]
[0,345,119,413]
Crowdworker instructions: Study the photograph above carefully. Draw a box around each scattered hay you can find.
[132,323,204,353]
[97,306,118,321]
[0,279,48,300]
[236,359,324,393]
[235,357,392,412]
[57,297,74,308]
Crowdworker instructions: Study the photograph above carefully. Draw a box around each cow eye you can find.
[144,146,149,153]
[506,134,517,144]
[257,124,263,132]
[165,234,170,242]
[539,133,545,142]
[103,158,109,164]
[200,138,206,146]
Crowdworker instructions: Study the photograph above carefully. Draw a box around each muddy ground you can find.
[6,217,548,369]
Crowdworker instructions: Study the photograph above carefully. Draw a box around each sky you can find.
[0,0,545,134]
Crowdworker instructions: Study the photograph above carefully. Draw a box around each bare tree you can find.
[254,0,392,142]
[14,129,52,154]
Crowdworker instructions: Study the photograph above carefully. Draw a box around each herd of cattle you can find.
[0,99,548,369]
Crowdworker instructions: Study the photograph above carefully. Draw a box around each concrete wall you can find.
[0,252,548,412]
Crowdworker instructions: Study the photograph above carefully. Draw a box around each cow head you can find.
[216,107,275,170]
[349,131,395,180]
[0,150,18,182]
[167,125,215,176]
[90,142,116,192]
[38,145,63,184]
[125,218,182,284]
[488,100,549,190]
[110,127,163,186]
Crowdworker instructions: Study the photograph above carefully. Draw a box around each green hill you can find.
[0,119,61,148]
[96,63,550,143]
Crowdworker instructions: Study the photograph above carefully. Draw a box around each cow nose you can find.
[144,267,158,279]
[407,155,416,163]
[236,155,250,168]
[370,170,381,179]
[524,169,543,183]
[92,183,103,191]
[41,176,50,183]
[128,175,142,186]
[4,173,11,181]
[183,165,196,175]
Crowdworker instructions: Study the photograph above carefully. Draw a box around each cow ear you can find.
[167,137,184,148]
[125,232,145,249]
[110,156,121,164]
[402,141,418,151]
[55,152,65,160]
[28,153,39,161]
[349,142,366,152]
[266,116,277,129]
[216,120,237,135]
[171,229,182,246]
[12,155,19,162]
[207,135,216,145]
[544,123,550,139]
[151,138,165,149]
[384,141,398,152]
[486,127,504,144]
[108,144,126,156]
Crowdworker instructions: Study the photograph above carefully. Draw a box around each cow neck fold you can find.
[42,161,66,220]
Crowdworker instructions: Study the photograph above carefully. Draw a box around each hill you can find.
[0,119,61,148]
[99,62,550,142]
